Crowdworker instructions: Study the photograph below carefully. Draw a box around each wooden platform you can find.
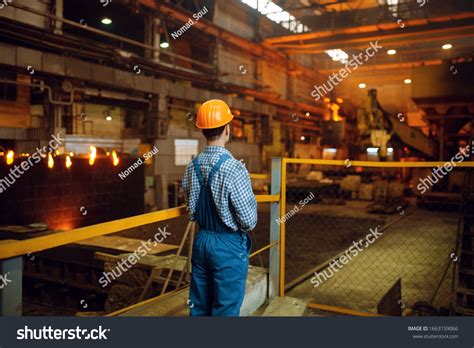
[75,235,178,255]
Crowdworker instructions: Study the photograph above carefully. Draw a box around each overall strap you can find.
[192,157,205,186]
[207,153,231,186]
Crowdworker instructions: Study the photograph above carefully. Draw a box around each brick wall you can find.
[0,157,144,230]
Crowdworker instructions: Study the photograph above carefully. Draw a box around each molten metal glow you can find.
[89,146,97,166]
[112,150,119,166]
[6,150,14,165]
[65,155,72,169]
[48,153,54,169]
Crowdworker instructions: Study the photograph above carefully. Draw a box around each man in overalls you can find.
[183,99,257,316]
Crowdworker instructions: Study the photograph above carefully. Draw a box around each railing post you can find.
[269,158,282,298]
[0,256,23,316]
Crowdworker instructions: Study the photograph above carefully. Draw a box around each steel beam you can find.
[264,12,474,45]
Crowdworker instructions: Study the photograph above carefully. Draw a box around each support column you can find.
[269,158,282,298]
[0,257,23,316]
[53,0,63,35]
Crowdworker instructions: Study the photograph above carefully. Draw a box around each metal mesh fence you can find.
[283,161,465,316]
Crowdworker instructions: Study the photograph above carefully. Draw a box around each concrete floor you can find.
[288,207,458,314]
[117,266,268,316]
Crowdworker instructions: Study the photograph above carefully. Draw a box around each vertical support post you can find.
[280,159,287,297]
[439,117,445,161]
[269,158,281,298]
[0,257,23,316]
[53,0,64,35]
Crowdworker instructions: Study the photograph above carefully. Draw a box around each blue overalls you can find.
[189,153,251,316]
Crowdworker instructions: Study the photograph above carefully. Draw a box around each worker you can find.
[183,99,257,316]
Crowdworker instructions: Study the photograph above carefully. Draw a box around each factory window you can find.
[322,148,337,160]
[174,139,199,166]
[0,71,17,102]
[367,147,394,161]
[241,0,309,34]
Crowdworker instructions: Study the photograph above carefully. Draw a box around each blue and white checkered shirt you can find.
[182,146,257,232]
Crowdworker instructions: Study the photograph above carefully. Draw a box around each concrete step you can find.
[261,296,308,316]
[117,266,268,316]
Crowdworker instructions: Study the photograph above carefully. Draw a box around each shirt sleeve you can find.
[229,161,258,231]
[182,162,195,221]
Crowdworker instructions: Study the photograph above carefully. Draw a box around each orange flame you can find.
[65,155,72,169]
[89,146,97,166]
[6,150,14,165]
[47,153,54,169]
[112,150,119,166]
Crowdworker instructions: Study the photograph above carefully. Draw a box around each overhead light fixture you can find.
[300,136,306,141]
[404,79,412,84]
[101,17,112,25]
[358,83,366,89]
[442,43,452,50]
[387,49,397,55]
[305,112,310,117]
[160,41,170,49]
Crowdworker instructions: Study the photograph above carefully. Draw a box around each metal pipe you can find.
[8,2,213,71]
[0,79,79,106]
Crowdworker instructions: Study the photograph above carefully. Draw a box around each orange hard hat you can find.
[196,99,234,129]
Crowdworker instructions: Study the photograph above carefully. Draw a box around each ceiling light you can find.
[300,136,306,141]
[160,41,170,49]
[387,49,397,55]
[404,79,412,84]
[358,83,366,89]
[101,17,112,25]
[442,43,452,50]
[305,112,310,117]
[106,116,112,121]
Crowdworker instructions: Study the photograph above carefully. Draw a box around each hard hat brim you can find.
[196,114,234,129]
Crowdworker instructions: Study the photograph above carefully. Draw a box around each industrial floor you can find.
[116,201,458,316]
[288,207,458,314]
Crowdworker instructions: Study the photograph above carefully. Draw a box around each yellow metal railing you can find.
[0,194,279,260]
